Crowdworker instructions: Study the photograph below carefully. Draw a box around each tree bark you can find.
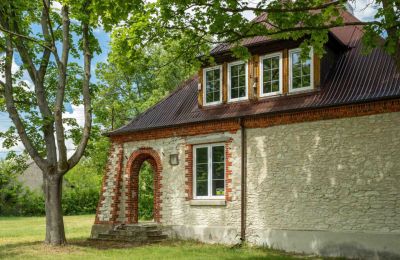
[43,173,66,245]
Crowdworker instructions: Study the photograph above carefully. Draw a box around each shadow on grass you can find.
[0,241,43,258]
[68,238,146,250]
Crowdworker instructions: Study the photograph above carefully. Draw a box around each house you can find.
[91,11,400,258]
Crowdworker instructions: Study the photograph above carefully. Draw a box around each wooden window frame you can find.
[203,65,223,106]
[193,143,226,200]
[227,60,249,102]
[259,52,283,97]
[289,47,314,93]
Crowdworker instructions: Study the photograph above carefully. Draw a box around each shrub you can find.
[139,162,154,220]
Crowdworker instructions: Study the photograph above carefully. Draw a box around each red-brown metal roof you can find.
[108,13,400,136]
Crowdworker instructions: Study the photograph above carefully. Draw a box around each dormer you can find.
[197,39,328,108]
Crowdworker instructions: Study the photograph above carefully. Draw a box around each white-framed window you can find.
[259,52,283,97]
[289,48,314,92]
[203,65,222,106]
[228,60,248,102]
[193,143,225,199]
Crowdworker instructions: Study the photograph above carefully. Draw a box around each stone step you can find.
[117,224,160,232]
[146,230,163,236]
[147,234,168,240]
[98,233,117,239]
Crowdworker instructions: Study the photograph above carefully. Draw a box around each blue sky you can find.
[0,28,110,159]
[0,2,377,159]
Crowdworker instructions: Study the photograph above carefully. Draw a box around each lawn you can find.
[0,215,322,259]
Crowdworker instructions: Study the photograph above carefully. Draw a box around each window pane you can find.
[291,50,312,90]
[292,64,301,78]
[196,180,208,196]
[230,63,246,99]
[205,68,221,103]
[213,90,220,101]
[292,52,300,66]
[292,77,302,89]
[212,180,225,196]
[196,147,208,164]
[271,57,279,69]
[213,163,224,179]
[212,146,224,162]
[271,68,279,81]
[263,82,271,93]
[196,164,208,181]
[271,80,279,92]
[302,75,311,87]
[262,56,281,95]
[239,86,246,97]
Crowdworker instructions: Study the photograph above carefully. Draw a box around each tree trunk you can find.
[43,173,66,245]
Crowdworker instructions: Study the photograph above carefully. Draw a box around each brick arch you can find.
[125,147,163,224]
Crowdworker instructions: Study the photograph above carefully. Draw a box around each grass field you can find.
[0,215,323,259]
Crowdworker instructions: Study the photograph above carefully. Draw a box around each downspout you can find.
[239,117,247,243]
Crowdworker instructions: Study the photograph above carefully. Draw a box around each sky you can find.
[0,1,378,159]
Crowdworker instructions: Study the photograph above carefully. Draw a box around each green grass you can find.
[0,215,321,259]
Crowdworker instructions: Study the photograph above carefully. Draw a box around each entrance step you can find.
[92,223,168,244]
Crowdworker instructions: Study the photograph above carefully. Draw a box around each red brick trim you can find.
[110,99,400,143]
[111,120,241,143]
[95,142,118,224]
[185,144,193,201]
[244,99,400,129]
[225,138,233,202]
[125,147,163,223]
[185,139,233,202]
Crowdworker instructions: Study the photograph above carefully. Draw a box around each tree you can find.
[94,37,197,131]
[0,0,144,245]
[119,0,399,68]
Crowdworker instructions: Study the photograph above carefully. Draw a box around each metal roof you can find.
[108,14,400,136]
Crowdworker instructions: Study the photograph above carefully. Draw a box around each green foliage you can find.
[138,162,153,220]
[62,151,104,215]
[0,151,104,216]
[94,36,198,131]
[0,154,28,215]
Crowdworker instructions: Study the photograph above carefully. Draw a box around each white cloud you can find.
[351,0,379,21]
[62,104,86,157]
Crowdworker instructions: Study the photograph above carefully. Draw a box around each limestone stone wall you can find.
[246,112,400,246]
[119,131,243,244]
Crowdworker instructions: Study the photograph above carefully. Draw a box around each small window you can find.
[228,61,248,102]
[289,48,313,92]
[193,144,225,199]
[203,65,222,105]
[260,52,283,97]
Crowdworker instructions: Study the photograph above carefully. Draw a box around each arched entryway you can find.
[125,148,162,224]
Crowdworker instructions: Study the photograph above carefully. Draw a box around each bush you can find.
[139,162,154,220]
[0,155,103,216]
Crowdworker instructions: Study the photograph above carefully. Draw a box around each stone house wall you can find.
[94,110,400,256]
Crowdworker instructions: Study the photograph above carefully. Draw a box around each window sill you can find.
[189,200,226,206]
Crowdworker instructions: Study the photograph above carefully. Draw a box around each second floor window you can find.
[260,52,282,97]
[228,61,248,101]
[203,65,222,105]
[289,48,313,92]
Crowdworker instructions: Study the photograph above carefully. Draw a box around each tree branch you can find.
[0,25,53,51]
[66,21,92,173]
[54,5,70,172]
[38,0,58,167]
[200,0,344,13]
[3,35,48,171]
